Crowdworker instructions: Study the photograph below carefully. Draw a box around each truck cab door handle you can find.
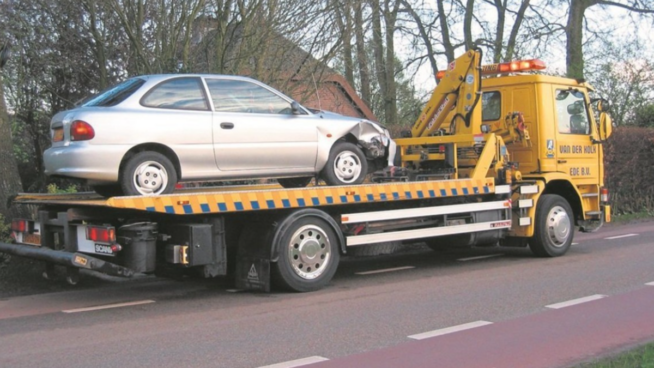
[220,122,234,129]
[557,160,567,164]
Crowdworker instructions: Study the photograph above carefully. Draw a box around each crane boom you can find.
[411,49,482,137]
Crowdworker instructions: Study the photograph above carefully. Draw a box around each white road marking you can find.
[408,320,493,340]
[457,254,503,262]
[355,266,415,275]
[604,233,638,240]
[62,300,155,313]
[572,243,579,245]
[545,294,606,309]
[258,356,329,368]
[646,282,654,286]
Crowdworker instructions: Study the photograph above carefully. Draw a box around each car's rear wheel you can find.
[322,142,368,186]
[278,177,312,188]
[121,151,177,196]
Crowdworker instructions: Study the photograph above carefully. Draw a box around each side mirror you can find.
[291,101,303,115]
[599,112,612,141]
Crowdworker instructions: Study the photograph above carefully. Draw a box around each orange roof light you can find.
[481,59,546,76]
[437,58,546,80]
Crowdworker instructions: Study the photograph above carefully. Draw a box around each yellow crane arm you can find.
[411,49,482,137]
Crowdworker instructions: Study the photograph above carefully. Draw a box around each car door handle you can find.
[220,122,234,129]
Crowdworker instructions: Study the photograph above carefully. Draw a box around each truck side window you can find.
[481,91,501,121]
[555,89,590,135]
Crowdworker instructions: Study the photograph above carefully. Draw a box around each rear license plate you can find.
[53,128,64,142]
[22,233,41,246]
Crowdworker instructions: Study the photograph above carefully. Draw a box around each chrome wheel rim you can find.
[546,205,571,247]
[333,150,362,184]
[288,225,331,280]
[133,161,168,195]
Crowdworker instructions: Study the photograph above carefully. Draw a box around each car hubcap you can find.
[288,225,331,280]
[133,161,168,195]
[546,205,571,247]
[333,150,362,184]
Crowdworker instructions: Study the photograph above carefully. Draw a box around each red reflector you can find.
[71,120,95,141]
[11,219,28,233]
[436,71,446,80]
[86,225,116,243]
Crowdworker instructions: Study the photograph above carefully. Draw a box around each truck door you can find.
[553,88,599,184]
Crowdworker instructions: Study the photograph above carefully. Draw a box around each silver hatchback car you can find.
[44,75,395,196]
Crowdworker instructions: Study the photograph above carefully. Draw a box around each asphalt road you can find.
[1,221,654,368]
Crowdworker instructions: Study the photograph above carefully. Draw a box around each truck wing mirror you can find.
[599,112,612,141]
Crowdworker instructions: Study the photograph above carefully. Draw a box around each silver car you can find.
[44,75,395,196]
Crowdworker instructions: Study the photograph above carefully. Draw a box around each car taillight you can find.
[600,187,609,203]
[86,225,116,243]
[70,120,95,141]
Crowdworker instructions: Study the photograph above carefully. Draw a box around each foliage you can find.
[632,104,654,128]
[603,127,654,215]
[46,183,78,194]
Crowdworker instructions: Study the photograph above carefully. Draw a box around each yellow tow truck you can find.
[1,49,612,292]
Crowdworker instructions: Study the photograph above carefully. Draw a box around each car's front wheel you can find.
[120,151,177,196]
[322,142,368,186]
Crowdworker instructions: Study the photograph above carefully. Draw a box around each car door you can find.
[204,77,318,173]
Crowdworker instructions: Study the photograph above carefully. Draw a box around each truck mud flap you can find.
[0,241,134,277]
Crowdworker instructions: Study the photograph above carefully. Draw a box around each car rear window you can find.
[82,78,146,107]
[141,77,209,111]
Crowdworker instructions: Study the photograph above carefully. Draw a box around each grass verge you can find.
[573,341,654,367]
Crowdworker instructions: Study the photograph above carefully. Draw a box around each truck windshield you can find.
[81,78,146,107]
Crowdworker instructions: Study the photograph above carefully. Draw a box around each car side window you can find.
[481,91,501,121]
[555,89,590,135]
[205,79,293,114]
[141,77,209,111]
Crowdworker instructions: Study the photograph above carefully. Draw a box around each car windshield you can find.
[81,78,146,107]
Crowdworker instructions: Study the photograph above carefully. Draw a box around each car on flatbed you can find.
[44,74,395,197]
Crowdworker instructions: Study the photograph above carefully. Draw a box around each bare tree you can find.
[566,0,654,79]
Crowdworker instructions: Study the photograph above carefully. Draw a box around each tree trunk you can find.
[371,0,387,121]
[566,0,590,79]
[505,0,530,61]
[492,0,506,63]
[383,0,398,125]
[0,76,26,220]
[354,1,371,106]
[463,0,475,50]
[437,0,455,62]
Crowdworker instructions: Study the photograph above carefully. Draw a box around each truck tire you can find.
[121,151,177,196]
[322,142,368,186]
[272,216,340,292]
[529,194,574,257]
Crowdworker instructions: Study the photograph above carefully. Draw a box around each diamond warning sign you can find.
[248,264,259,281]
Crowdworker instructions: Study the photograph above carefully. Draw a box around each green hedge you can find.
[604,126,654,215]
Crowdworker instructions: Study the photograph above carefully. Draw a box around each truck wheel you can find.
[278,177,312,188]
[272,216,340,292]
[322,142,368,186]
[120,151,177,196]
[529,194,574,257]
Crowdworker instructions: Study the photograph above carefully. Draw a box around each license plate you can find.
[22,233,41,246]
[53,128,64,142]
[94,244,114,255]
